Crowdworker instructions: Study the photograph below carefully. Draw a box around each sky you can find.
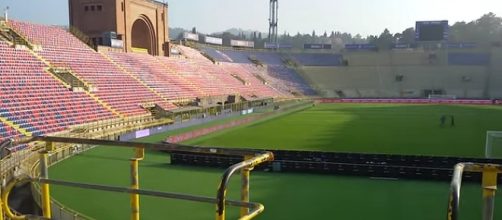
[0,0,501,36]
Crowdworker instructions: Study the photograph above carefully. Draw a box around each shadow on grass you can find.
[310,104,502,157]
[189,104,502,157]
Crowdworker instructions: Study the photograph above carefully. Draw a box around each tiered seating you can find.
[7,21,89,49]
[177,45,208,60]
[236,64,309,96]
[0,122,20,141]
[217,49,253,64]
[290,53,344,66]
[159,56,239,97]
[198,48,314,96]
[219,63,285,98]
[0,41,115,135]
[0,122,26,151]
[199,47,233,62]
[9,21,176,116]
[267,65,317,95]
[106,51,203,100]
[252,52,284,65]
[448,53,490,66]
[159,48,285,99]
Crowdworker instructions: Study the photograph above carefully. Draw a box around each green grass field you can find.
[49,104,502,219]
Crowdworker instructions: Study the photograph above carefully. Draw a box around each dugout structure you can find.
[0,136,273,220]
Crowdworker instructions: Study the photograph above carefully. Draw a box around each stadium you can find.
[0,0,502,219]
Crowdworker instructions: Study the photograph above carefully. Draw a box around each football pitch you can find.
[49,104,502,219]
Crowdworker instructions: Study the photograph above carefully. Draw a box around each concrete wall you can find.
[342,50,442,66]
[489,49,502,98]
[302,48,502,99]
[69,0,169,56]
[119,112,242,141]
[69,0,118,37]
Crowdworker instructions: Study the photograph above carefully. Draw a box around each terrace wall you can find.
[302,66,492,98]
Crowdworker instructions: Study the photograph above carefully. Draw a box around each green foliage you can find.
[369,28,394,50]
[170,12,502,49]
[449,12,502,44]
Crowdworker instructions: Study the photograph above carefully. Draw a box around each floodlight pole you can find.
[268,0,278,45]
[3,6,9,22]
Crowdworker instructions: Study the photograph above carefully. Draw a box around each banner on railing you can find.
[304,44,332,49]
[135,129,150,139]
[265,42,293,49]
[230,40,254,48]
[183,32,199,41]
[345,44,377,50]
[205,36,223,45]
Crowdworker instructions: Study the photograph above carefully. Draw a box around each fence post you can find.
[0,187,4,220]
[482,165,498,220]
[130,148,144,220]
[40,150,52,219]
[240,155,253,217]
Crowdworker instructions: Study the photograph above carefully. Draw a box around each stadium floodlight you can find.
[485,131,502,158]
[268,0,278,44]
[3,6,9,22]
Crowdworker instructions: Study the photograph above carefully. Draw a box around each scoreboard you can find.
[415,20,449,41]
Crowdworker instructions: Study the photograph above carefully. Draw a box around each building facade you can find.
[69,0,169,56]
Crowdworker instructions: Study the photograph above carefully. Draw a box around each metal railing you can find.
[30,144,95,220]
[0,99,307,219]
[1,136,274,220]
[447,163,502,220]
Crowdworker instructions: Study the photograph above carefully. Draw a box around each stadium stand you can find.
[344,51,429,66]
[218,63,287,98]
[0,41,115,135]
[199,47,233,63]
[161,46,286,99]
[105,51,203,100]
[195,46,316,96]
[0,122,20,142]
[6,21,86,49]
[0,122,26,152]
[8,21,176,116]
[302,65,489,98]
[448,52,491,65]
[267,65,317,95]
[159,56,242,97]
[216,49,253,64]
[251,52,284,65]
[290,53,344,66]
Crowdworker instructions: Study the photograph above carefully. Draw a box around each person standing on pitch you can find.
[450,115,455,127]
[440,115,446,127]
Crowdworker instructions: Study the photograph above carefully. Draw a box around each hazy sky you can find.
[0,0,501,36]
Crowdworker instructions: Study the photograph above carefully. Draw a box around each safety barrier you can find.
[30,144,96,220]
[447,163,501,220]
[319,98,499,105]
[0,136,273,220]
[0,99,306,219]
